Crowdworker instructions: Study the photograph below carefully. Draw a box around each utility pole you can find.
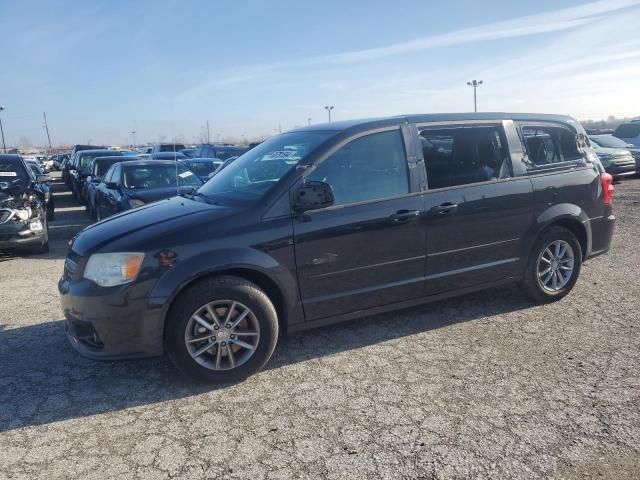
[324,105,334,122]
[307,117,311,127]
[130,131,137,150]
[43,112,52,156]
[0,107,6,153]
[466,80,483,112]
[206,120,210,144]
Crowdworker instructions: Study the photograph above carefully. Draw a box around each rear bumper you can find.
[587,214,615,260]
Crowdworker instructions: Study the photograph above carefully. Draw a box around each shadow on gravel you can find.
[0,284,535,433]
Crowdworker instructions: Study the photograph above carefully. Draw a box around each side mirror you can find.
[36,174,51,183]
[105,181,119,190]
[92,176,101,183]
[293,181,334,211]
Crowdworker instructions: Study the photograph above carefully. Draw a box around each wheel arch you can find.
[159,264,297,344]
[528,204,591,261]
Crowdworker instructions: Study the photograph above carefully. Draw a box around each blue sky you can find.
[1,0,639,146]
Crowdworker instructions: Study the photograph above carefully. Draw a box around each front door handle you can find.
[390,209,421,223]
[430,203,458,215]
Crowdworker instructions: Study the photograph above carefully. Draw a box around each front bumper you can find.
[0,219,47,249]
[59,273,164,360]
[605,163,636,178]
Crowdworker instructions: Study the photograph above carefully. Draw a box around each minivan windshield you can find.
[197,131,335,203]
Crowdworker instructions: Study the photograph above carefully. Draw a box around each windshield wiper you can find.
[182,191,221,205]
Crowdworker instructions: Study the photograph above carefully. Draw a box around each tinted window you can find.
[198,131,335,204]
[306,129,409,206]
[102,165,115,184]
[122,164,202,189]
[419,125,510,189]
[94,158,122,177]
[521,125,582,167]
[0,158,29,181]
[614,124,640,138]
[186,161,221,177]
[158,144,186,152]
[215,147,249,160]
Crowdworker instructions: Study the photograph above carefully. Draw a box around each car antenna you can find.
[170,104,178,192]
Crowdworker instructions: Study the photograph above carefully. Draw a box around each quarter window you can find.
[419,125,511,189]
[521,125,582,167]
[306,129,409,206]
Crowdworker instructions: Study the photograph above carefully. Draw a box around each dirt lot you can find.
[1,174,639,479]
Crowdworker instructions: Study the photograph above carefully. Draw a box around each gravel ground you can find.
[0,174,639,479]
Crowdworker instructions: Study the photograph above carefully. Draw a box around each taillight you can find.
[601,172,614,205]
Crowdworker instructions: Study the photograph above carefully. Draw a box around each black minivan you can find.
[59,113,615,382]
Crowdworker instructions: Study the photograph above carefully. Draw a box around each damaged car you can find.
[0,155,50,254]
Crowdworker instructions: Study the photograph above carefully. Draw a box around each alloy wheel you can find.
[184,300,260,371]
[537,239,575,292]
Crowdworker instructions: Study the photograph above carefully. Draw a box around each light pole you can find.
[307,117,311,127]
[324,105,334,122]
[130,131,137,150]
[466,80,483,112]
[0,107,6,153]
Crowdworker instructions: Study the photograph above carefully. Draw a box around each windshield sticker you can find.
[178,171,193,178]
[0,172,17,177]
[262,150,300,161]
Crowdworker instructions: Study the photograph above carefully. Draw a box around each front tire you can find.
[521,226,582,303]
[165,275,279,383]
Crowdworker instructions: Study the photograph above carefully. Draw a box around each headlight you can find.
[29,219,43,232]
[83,252,145,287]
[128,198,145,208]
[15,207,32,221]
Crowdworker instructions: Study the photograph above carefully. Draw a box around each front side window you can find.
[197,131,335,204]
[521,125,582,167]
[419,125,510,189]
[306,129,409,206]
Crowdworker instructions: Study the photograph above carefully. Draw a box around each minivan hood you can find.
[70,195,237,256]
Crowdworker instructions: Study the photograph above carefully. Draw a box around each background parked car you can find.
[193,143,249,160]
[588,135,636,179]
[85,156,137,219]
[70,149,135,203]
[613,120,640,147]
[149,152,187,161]
[151,143,186,154]
[24,159,54,220]
[0,154,50,253]
[94,159,203,220]
[179,158,223,181]
[590,134,640,174]
[179,148,198,158]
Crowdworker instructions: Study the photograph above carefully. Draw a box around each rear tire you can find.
[520,226,582,303]
[165,275,279,383]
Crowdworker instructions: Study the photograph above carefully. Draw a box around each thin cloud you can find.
[178,0,640,101]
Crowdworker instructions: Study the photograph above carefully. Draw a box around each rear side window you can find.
[419,125,511,189]
[520,125,582,167]
[306,129,409,206]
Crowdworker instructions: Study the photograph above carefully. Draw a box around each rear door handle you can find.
[390,209,421,222]
[430,203,458,215]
